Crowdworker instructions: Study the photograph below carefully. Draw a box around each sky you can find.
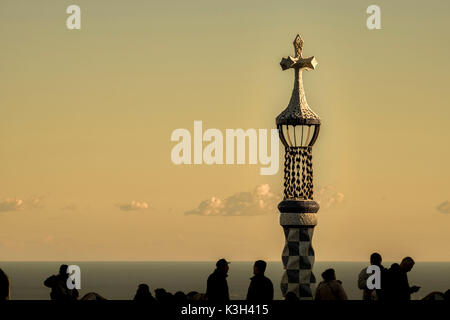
[0,0,449,261]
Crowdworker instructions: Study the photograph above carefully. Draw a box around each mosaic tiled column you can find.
[276,34,321,300]
[279,200,318,299]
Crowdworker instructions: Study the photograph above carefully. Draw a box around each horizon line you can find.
[1,260,449,263]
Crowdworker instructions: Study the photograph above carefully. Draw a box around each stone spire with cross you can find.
[276,34,320,126]
[276,34,322,300]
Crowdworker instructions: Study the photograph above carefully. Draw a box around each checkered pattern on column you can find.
[280,227,316,299]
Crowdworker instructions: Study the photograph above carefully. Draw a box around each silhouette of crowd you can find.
[356,253,422,301]
[0,256,449,302]
[316,253,427,301]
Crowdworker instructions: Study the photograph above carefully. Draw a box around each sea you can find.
[0,261,449,300]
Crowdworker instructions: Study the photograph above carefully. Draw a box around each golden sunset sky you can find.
[1,0,449,261]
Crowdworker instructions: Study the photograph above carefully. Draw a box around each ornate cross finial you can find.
[280,34,317,71]
[276,34,320,126]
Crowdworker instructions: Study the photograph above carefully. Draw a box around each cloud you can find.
[27,196,44,208]
[316,185,345,209]
[0,196,44,212]
[436,201,450,214]
[185,184,281,216]
[0,198,24,212]
[118,200,149,211]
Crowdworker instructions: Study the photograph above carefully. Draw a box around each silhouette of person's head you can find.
[138,283,150,291]
[400,257,415,272]
[370,253,382,266]
[155,288,168,302]
[254,260,267,275]
[134,283,154,301]
[59,264,69,277]
[321,268,336,282]
[0,268,10,300]
[136,284,150,295]
[216,258,230,274]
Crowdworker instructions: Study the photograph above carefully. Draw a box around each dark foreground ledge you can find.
[0,300,448,319]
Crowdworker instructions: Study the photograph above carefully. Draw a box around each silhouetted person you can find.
[315,268,348,300]
[384,257,420,301]
[174,291,187,303]
[284,292,300,303]
[44,264,79,301]
[246,260,273,302]
[134,284,155,302]
[358,252,385,300]
[0,268,10,300]
[155,288,173,303]
[165,292,175,303]
[206,258,230,302]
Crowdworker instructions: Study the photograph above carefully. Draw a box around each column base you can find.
[279,200,318,300]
